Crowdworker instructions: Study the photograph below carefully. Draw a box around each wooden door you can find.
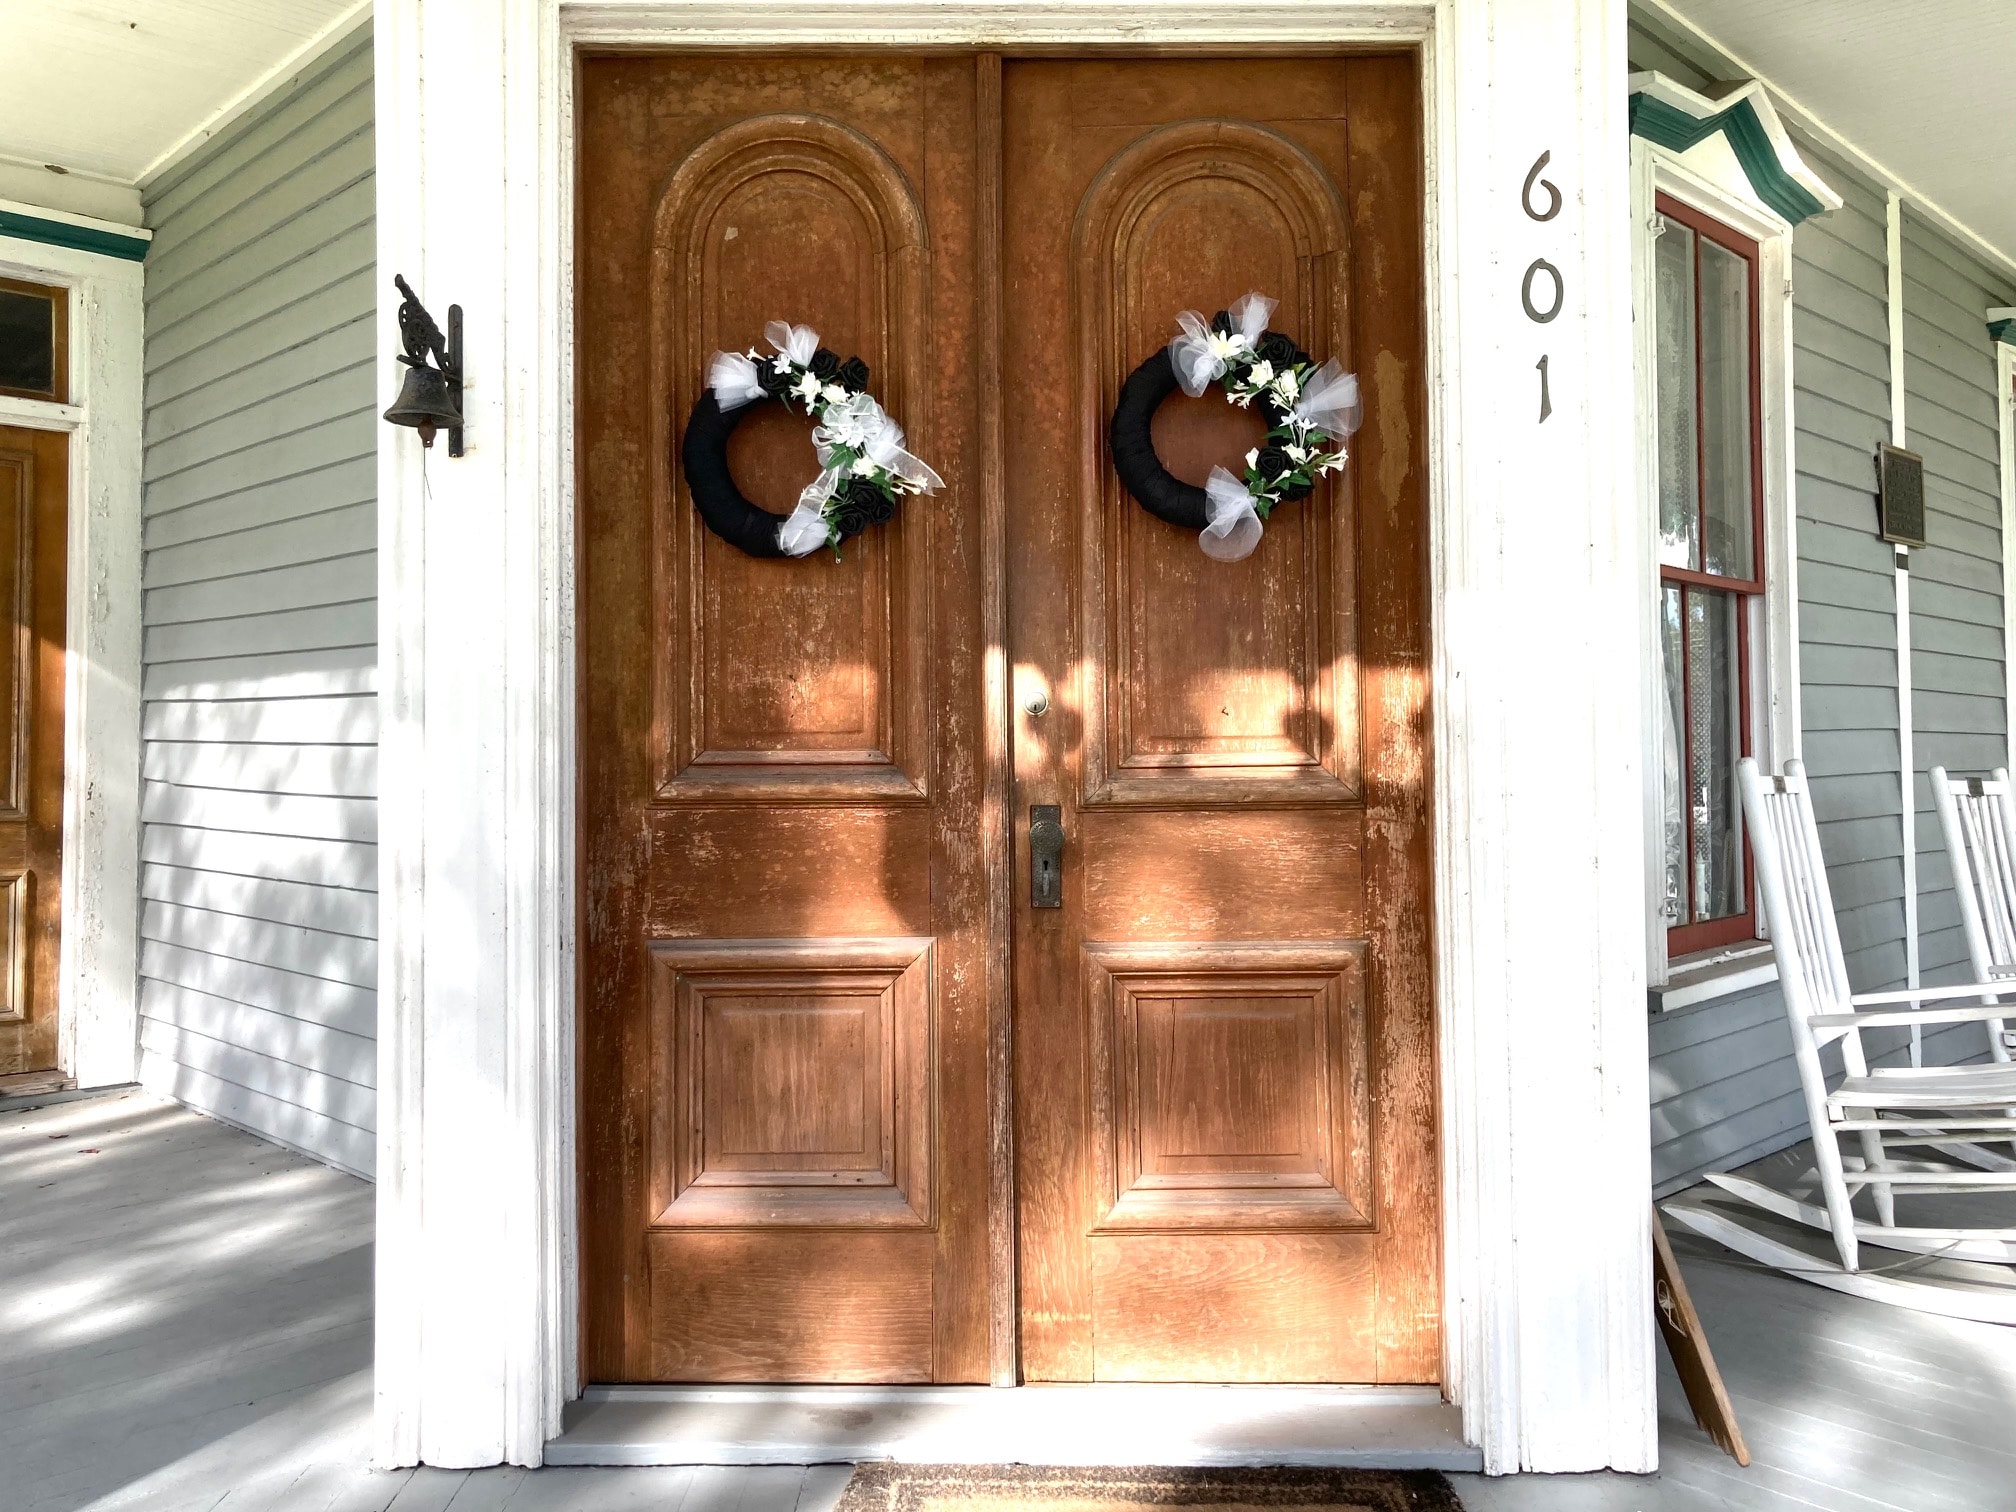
[1003,58,1438,1383]
[0,427,67,1080]
[577,57,993,1382]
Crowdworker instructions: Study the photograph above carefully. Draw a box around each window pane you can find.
[1699,239,1754,579]
[1654,217,1699,571]
[1686,587,1744,922]
[0,288,56,398]
[1661,584,1685,924]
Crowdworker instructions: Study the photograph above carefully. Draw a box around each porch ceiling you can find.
[1660,0,2016,262]
[0,0,364,189]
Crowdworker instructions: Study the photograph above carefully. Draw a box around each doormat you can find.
[833,1465,1464,1512]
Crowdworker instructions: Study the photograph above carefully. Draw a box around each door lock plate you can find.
[1029,804,1064,909]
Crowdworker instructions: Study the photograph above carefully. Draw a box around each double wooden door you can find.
[579,53,1435,1386]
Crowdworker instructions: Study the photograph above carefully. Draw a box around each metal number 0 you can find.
[1522,259,1564,324]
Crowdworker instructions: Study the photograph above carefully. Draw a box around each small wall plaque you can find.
[1877,442,1927,548]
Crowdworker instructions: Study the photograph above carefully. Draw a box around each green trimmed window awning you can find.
[1628,74,1843,228]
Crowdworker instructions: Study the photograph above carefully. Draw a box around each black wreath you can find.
[680,347,875,558]
[1109,316,1316,530]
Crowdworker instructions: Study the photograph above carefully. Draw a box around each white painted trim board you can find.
[0,236,145,1094]
[374,0,1655,1477]
[1886,190,1921,1064]
[1999,338,2016,773]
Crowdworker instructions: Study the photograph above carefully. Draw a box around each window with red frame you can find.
[1654,194,1765,956]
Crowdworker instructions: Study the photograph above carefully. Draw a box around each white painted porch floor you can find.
[5,1089,2013,1512]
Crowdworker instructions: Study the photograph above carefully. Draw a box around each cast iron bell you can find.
[383,359,461,449]
[382,274,464,455]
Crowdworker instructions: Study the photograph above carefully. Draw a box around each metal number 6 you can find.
[1522,151,1562,222]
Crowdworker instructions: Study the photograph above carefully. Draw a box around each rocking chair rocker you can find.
[1661,758,2016,1324]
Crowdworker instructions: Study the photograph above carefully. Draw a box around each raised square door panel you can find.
[650,937,934,1228]
[1087,941,1371,1231]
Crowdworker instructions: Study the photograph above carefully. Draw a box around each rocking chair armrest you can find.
[1811,1004,2016,1030]
[1849,982,2016,1007]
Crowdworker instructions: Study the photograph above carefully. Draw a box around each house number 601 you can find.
[1523,150,1561,422]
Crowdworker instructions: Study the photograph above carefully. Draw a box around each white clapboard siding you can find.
[136,24,378,1179]
[1630,15,2016,1193]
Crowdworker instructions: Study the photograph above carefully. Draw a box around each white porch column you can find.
[1430,0,1654,1474]
[374,0,571,1469]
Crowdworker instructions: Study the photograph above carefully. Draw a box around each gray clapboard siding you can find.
[135,24,378,1180]
[1903,209,2016,1011]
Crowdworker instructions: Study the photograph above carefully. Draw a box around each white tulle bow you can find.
[706,350,767,411]
[777,468,841,556]
[1168,290,1279,397]
[1201,466,1264,562]
[762,320,818,376]
[814,392,944,494]
[1289,359,1362,439]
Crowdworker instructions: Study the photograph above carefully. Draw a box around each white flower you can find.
[793,370,823,401]
[1272,367,1302,401]
[1247,358,1274,388]
[822,383,848,405]
[772,353,795,374]
[850,456,878,476]
[1206,328,1249,363]
[1245,448,1260,469]
[1286,443,1308,463]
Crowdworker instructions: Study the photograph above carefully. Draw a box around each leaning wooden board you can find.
[1653,1205,1749,1466]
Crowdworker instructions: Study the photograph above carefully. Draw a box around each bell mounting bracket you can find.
[386,273,464,456]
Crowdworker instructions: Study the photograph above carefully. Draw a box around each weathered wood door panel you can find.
[578,57,990,1382]
[0,427,66,1080]
[1003,57,1437,1383]
[579,52,1436,1388]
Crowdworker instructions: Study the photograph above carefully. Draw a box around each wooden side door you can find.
[0,427,66,1081]
[1003,57,1439,1383]
[577,57,992,1383]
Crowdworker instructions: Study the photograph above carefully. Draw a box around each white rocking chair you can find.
[1661,757,2016,1324]
[1929,764,2016,1067]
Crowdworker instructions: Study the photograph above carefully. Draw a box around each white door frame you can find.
[0,217,145,1093]
[374,0,1653,1476]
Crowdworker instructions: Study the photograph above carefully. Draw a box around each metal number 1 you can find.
[1536,355,1552,423]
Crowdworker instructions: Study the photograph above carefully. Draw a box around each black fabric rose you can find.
[755,358,796,398]
[1255,445,1295,483]
[843,474,896,525]
[829,497,874,540]
[836,356,871,393]
[1255,331,1301,369]
[810,347,841,380]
